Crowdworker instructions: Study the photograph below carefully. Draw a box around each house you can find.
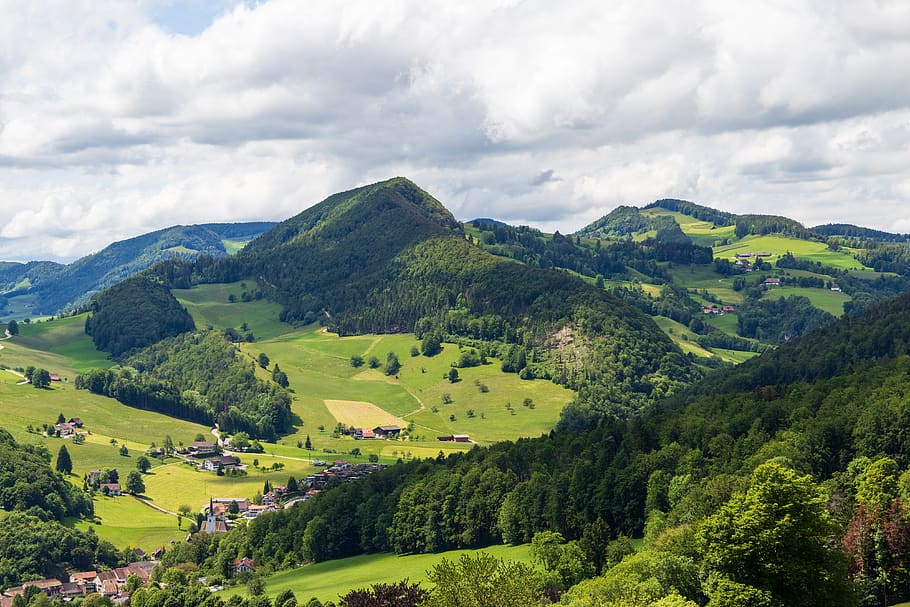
[703,305,720,314]
[68,417,83,427]
[213,497,250,512]
[453,434,471,443]
[100,483,122,496]
[354,427,376,439]
[722,305,736,313]
[71,571,98,593]
[203,455,241,472]
[60,583,85,600]
[188,441,217,456]
[88,469,103,484]
[54,422,75,436]
[23,579,63,598]
[831,284,842,292]
[762,277,781,287]
[373,425,401,438]
[735,252,755,258]
[231,557,256,575]
[438,435,454,442]
[50,374,61,382]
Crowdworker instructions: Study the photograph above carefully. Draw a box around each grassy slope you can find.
[72,494,185,551]
[219,544,533,603]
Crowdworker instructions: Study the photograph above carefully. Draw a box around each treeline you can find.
[77,332,292,440]
[734,214,815,239]
[813,223,908,242]
[85,275,195,356]
[855,241,910,274]
[642,198,737,226]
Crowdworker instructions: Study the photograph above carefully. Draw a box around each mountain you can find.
[131,177,697,416]
[0,221,276,318]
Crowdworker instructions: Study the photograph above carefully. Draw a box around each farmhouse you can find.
[50,373,61,382]
[762,277,781,288]
[213,497,250,512]
[68,417,83,427]
[438,434,471,443]
[188,441,217,456]
[100,483,122,496]
[202,455,241,472]
[54,422,75,436]
[373,425,401,438]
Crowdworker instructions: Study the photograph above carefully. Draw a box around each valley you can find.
[4,179,910,606]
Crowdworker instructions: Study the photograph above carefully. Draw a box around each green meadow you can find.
[219,543,534,603]
[713,234,867,270]
[175,282,289,341]
[72,494,185,551]
[761,285,850,316]
[643,209,737,247]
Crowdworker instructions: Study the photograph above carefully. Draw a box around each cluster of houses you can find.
[731,251,772,272]
[305,461,388,491]
[353,425,401,440]
[702,305,735,315]
[0,562,155,607]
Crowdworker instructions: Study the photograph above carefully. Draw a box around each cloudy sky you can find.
[2,0,910,262]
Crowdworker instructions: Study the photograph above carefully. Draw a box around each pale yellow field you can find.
[324,399,408,428]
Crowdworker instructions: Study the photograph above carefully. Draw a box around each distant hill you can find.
[0,221,276,316]
[812,223,909,242]
[643,198,737,226]
[575,205,693,244]
[467,217,509,228]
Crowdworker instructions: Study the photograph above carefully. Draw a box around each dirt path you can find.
[362,335,383,356]
[131,494,179,517]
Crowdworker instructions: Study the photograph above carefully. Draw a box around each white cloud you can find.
[1,0,910,261]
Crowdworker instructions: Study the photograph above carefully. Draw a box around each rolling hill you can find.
[0,221,276,320]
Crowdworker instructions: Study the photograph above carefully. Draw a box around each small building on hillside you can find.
[68,417,83,427]
[188,441,217,456]
[100,483,122,496]
[231,557,256,575]
[762,277,781,288]
[373,425,401,438]
[202,455,241,472]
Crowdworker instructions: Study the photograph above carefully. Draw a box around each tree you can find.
[119,444,129,456]
[339,580,428,607]
[56,445,72,475]
[447,368,459,383]
[350,355,364,368]
[6,320,18,336]
[57,412,66,424]
[368,356,380,369]
[163,435,175,454]
[272,364,289,388]
[422,333,442,357]
[697,462,855,607]
[258,353,270,369]
[305,434,312,450]
[288,476,298,492]
[125,470,145,494]
[423,553,543,607]
[136,456,151,473]
[32,368,51,389]
[385,352,401,376]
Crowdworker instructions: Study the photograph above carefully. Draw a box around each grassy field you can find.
[219,544,534,603]
[713,235,867,270]
[72,494,185,551]
[174,282,289,341]
[11,314,114,372]
[761,286,850,316]
[652,316,715,358]
[238,324,576,452]
[644,209,737,247]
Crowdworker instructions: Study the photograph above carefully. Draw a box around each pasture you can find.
[71,494,185,550]
[713,234,868,270]
[219,543,534,603]
[643,209,737,247]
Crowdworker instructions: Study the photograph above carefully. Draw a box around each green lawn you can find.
[219,544,534,603]
[12,314,114,372]
[652,316,715,358]
[643,209,737,247]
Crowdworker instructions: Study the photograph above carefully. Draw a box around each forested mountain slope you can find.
[143,177,699,415]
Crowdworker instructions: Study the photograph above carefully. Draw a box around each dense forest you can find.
[734,214,816,239]
[77,331,293,439]
[84,275,196,357]
[812,223,908,242]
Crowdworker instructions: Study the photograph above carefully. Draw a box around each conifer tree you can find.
[56,445,72,475]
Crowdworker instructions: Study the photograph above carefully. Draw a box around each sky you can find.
[2,1,910,262]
